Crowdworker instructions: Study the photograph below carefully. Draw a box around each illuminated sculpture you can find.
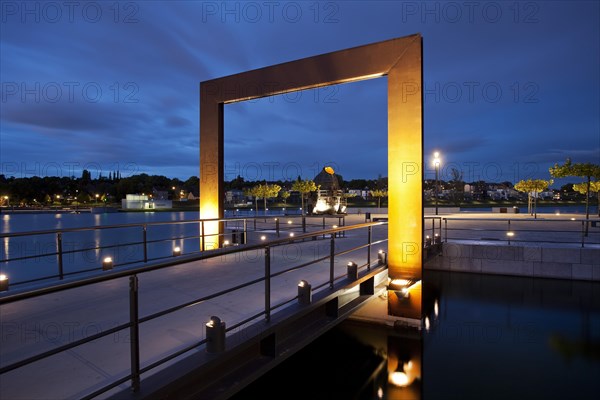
[311,166,347,215]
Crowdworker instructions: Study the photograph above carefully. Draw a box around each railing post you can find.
[201,220,205,252]
[264,246,271,322]
[367,226,372,271]
[329,233,335,289]
[275,218,280,237]
[142,225,148,263]
[444,218,448,243]
[302,216,306,233]
[581,220,585,248]
[243,219,247,244]
[56,232,64,280]
[129,275,141,392]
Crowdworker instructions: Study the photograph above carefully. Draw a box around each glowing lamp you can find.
[298,280,312,305]
[173,246,182,256]
[205,316,226,353]
[0,274,9,292]
[377,250,387,266]
[347,261,358,280]
[102,256,114,271]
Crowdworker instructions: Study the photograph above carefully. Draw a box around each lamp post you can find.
[433,152,441,215]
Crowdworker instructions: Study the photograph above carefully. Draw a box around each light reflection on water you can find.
[0,209,301,285]
[234,270,600,399]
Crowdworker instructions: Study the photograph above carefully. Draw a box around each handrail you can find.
[441,216,600,247]
[0,220,388,399]
[0,214,349,286]
[0,220,383,304]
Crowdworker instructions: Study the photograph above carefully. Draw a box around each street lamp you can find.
[433,151,441,215]
[95,194,99,205]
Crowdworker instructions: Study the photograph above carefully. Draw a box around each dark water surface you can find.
[234,270,600,399]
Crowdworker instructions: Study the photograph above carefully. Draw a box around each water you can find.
[0,208,302,286]
[234,270,600,399]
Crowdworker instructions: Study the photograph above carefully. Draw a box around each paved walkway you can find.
[1,211,598,399]
[0,217,387,400]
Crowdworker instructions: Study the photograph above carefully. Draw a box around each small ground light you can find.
[173,246,182,256]
[0,274,9,292]
[425,235,432,247]
[434,233,441,244]
[506,232,515,237]
[223,240,230,247]
[205,316,226,353]
[378,250,387,266]
[298,280,312,305]
[261,235,266,241]
[287,220,292,224]
[347,261,358,280]
[102,256,114,270]
[289,232,295,237]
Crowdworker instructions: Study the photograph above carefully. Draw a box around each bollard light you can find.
[289,232,295,237]
[206,315,226,353]
[172,246,182,256]
[298,280,312,305]
[378,250,387,266]
[388,278,419,299]
[434,233,441,244]
[223,240,230,247]
[102,256,114,271]
[347,261,358,280]
[0,274,9,292]
[287,220,292,224]
[260,235,267,241]
[425,235,432,247]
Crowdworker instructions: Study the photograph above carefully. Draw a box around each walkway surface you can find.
[1,211,598,399]
[0,215,388,400]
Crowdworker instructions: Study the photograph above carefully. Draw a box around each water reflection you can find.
[234,270,600,399]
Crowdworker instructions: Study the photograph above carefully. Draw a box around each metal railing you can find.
[0,221,388,399]
[441,217,600,247]
[0,214,347,287]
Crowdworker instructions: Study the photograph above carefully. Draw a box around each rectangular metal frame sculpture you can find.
[200,34,423,281]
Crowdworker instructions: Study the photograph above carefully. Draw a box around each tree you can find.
[574,181,600,217]
[253,183,282,215]
[244,186,260,215]
[550,159,600,231]
[291,179,318,215]
[280,190,290,204]
[370,189,387,208]
[514,179,553,218]
[449,167,465,206]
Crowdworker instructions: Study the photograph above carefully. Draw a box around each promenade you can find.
[1,210,598,399]
[0,217,388,399]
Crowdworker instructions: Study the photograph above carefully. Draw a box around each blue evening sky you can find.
[1,1,598,186]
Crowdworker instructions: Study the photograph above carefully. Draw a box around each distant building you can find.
[121,194,172,210]
[225,189,246,205]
